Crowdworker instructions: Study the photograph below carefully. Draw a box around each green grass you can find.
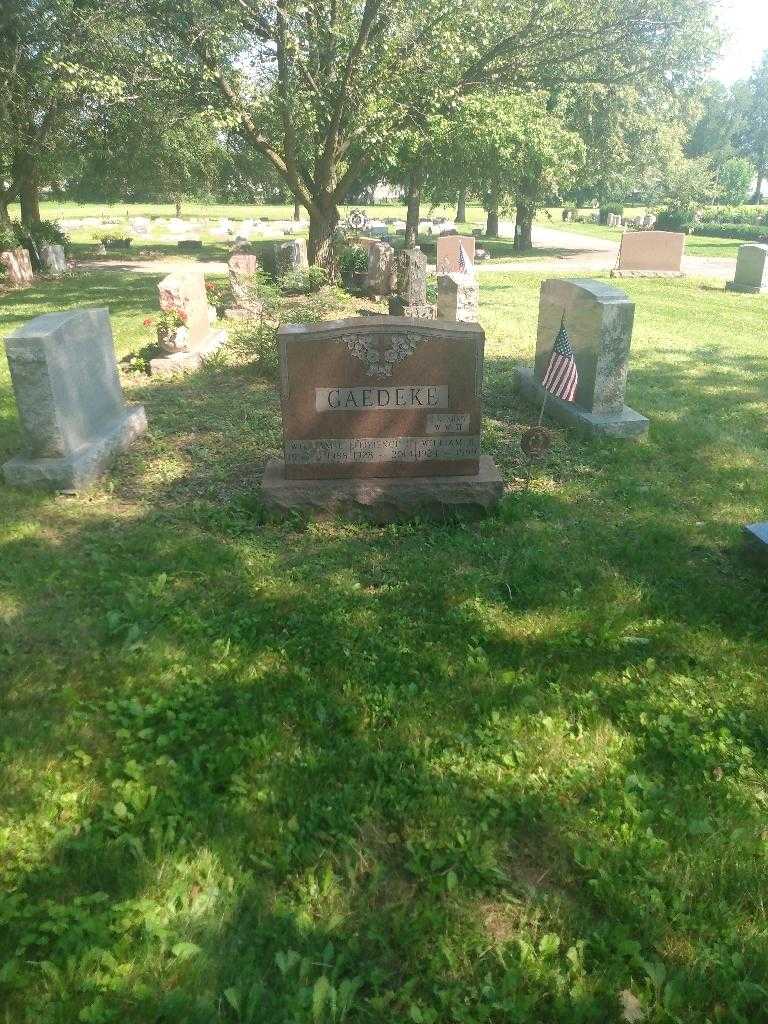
[2,265,768,1023]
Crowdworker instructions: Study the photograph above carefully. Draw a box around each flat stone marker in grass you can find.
[2,308,147,490]
[516,278,649,439]
[261,316,503,519]
[150,271,227,375]
[744,522,768,562]
[612,230,685,277]
[726,244,768,294]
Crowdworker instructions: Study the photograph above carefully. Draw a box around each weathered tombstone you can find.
[365,241,397,299]
[437,274,479,323]
[40,244,66,277]
[643,214,657,230]
[2,309,147,490]
[260,317,502,519]
[150,272,228,375]
[226,252,263,319]
[263,238,309,278]
[0,248,34,286]
[367,221,389,239]
[516,278,649,438]
[436,235,476,274]
[388,247,435,317]
[726,244,768,294]
[613,231,685,277]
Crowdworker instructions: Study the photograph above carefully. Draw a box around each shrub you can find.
[692,223,768,242]
[228,321,280,377]
[307,266,329,292]
[656,208,694,232]
[24,219,71,252]
[279,269,312,294]
[338,245,368,275]
[94,228,132,245]
[0,223,17,252]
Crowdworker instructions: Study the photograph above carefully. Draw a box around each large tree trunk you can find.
[486,193,499,237]
[174,195,182,216]
[752,164,765,204]
[514,202,535,252]
[0,188,13,229]
[308,200,339,269]
[17,157,41,226]
[293,196,302,221]
[456,188,467,223]
[405,164,423,247]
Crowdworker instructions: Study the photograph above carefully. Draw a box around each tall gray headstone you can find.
[388,247,434,317]
[365,240,396,299]
[516,278,648,438]
[437,273,479,323]
[726,244,768,294]
[3,309,147,490]
[40,244,67,276]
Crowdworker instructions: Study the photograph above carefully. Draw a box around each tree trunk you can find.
[18,160,41,226]
[752,167,765,205]
[293,196,302,221]
[486,194,499,237]
[0,189,13,229]
[456,188,467,223]
[405,163,423,247]
[175,196,182,216]
[308,201,339,270]
[514,202,535,252]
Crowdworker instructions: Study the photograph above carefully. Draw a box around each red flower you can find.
[178,310,188,321]
[143,317,153,326]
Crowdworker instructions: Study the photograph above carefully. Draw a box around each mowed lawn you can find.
[1,266,768,1023]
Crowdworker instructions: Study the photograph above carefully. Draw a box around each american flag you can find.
[541,316,578,401]
[457,241,473,274]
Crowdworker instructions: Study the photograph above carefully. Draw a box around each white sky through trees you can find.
[713,0,768,82]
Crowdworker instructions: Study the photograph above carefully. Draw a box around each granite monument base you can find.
[261,455,503,521]
[516,368,649,439]
[611,270,684,279]
[744,522,768,562]
[3,404,147,491]
[726,282,768,295]
[149,328,227,375]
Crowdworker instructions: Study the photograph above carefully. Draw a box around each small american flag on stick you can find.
[541,312,578,402]
[457,241,473,274]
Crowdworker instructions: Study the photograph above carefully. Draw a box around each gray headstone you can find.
[516,278,648,438]
[264,238,308,277]
[726,244,768,294]
[3,309,147,489]
[388,247,427,314]
[365,241,396,299]
[437,273,479,323]
[40,244,66,276]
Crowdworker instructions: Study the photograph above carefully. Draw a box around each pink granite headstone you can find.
[615,231,685,275]
[0,248,34,286]
[436,236,476,274]
[157,272,210,350]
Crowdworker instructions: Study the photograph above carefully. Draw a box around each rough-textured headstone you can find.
[516,278,648,438]
[613,231,685,277]
[437,273,479,323]
[263,238,308,277]
[388,247,431,316]
[150,272,227,375]
[40,244,66,276]
[436,235,476,274]
[2,308,147,490]
[726,244,768,294]
[226,252,263,319]
[1,248,34,286]
[365,241,397,299]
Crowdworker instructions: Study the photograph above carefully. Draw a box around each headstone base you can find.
[726,282,768,295]
[149,329,228,375]
[611,270,684,279]
[516,368,649,439]
[3,404,147,491]
[744,522,768,562]
[260,455,503,522]
[387,297,437,318]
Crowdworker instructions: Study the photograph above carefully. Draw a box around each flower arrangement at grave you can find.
[144,308,189,353]
[205,279,228,317]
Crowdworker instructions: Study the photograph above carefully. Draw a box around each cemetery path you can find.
[80,257,229,275]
